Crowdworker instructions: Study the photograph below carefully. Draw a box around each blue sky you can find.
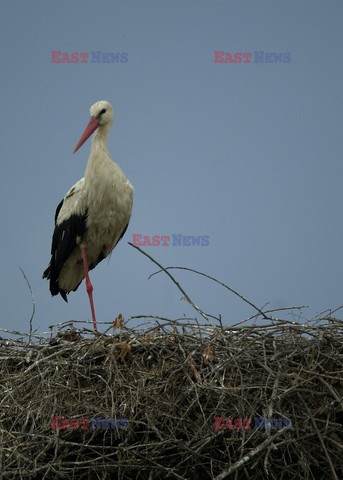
[1,1,342,335]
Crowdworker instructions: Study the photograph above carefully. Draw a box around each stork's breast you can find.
[87,179,132,247]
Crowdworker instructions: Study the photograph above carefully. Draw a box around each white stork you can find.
[43,100,133,331]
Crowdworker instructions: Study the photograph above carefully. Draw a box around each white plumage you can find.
[43,100,133,330]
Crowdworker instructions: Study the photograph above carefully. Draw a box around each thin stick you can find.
[19,266,35,343]
[149,265,269,320]
[214,428,289,480]
[297,393,338,480]
[128,243,211,324]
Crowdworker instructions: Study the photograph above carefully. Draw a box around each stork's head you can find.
[73,100,114,153]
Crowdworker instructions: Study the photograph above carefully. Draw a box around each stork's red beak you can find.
[73,116,100,153]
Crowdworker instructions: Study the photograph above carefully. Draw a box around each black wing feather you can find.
[43,199,88,301]
[54,198,64,225]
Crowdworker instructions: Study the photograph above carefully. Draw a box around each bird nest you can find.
[1,313,343,480]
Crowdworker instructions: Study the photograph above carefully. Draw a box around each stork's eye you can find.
[99,108,107,116]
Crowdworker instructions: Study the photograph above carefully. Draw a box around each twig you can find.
[214,428,289,479]
[318,377,343,411]
[297,393,339,480]
[128,243,211,324]
[19,266,36,343]
[148,265,269,320]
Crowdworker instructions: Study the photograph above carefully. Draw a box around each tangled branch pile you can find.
[1,315,343,480]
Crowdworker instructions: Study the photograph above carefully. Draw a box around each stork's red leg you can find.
[81,243,97,332]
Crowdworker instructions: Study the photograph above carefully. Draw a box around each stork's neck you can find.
[91,123,111,155]
[85,124,113,180]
